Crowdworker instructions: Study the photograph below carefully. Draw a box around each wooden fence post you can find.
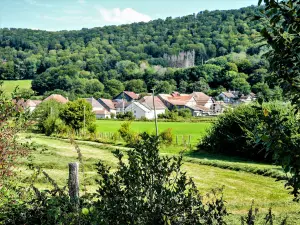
[69,162,79,206]
[176,135,178,145]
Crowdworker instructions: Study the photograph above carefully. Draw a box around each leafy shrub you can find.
[32,99,64,133]
[116,111,135,120]
[87,123,97,134]
[118,122,139,146]
[159,128,173,145]
[197,102,294,162]
[93,133,228,224]
[43,116,66,136]
[110,112,115,119]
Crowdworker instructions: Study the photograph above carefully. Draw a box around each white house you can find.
[125,101,165,120]
[94,110,112,119]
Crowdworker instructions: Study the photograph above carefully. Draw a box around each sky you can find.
[0,0,259,31]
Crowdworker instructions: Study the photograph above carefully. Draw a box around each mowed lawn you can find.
[95,120,211,145]
[1,80,32,94]
[16,134,300,224]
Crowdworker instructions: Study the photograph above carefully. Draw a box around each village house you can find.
[124,96,166,119]
[93,109,112,119]
[97,98,117,115]
[158,92,196,110]
[218,91,237,104]
[84,97,104,111]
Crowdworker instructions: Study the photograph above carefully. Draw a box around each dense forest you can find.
[0,6,282,100]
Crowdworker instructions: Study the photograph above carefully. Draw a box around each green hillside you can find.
[0,6,280,101]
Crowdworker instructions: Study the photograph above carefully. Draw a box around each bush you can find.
[110,112,115,119]
[118,122,139,147]
[116,111,135,120]
[159,128,173,145]
[87,123,97,134]
[197,102,294,162]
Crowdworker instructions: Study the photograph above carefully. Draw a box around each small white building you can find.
[94,110,112,119]
[125,101,165,120]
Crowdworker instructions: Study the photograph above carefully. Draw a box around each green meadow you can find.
[1,80,32,94]
[95,120,211,145]
[16,134,300,224]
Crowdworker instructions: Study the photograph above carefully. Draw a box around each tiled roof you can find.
[84,97,103,108]
[221,92,235,98]
[192,92,211,106]
[99,98,116,110]
[113,100,130,109]
[124,91,139,100]
[159,94,193,106]
[127,102,151,113]
[187,105,210,112]
[25,99,42,107]
[139,96,166,110]
[44,94,68,103]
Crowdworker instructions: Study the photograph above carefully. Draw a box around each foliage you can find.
[118,122,139,147]
[60,99,95,131]
[43,116,65,136]
[13,88,35,100]
[252,0,300,201]
[116,111,135,120]
[87,123,97,134]
[159,128,173,145]
[32,99,64,133]
[0,6,281,98]
[257,0,300,107]
[0,86,30,182]
[93,133,228,225]
[249,103,300,201]
[197,102,295,162]
[158,108,192,121]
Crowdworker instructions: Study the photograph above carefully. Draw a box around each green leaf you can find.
[82,208,89,215]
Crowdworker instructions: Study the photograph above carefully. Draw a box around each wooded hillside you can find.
[0,6,280,100]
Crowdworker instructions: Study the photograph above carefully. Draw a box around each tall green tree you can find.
[60,99,95,131]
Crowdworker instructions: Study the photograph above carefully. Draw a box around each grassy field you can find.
[95,120,211,145]
[1,80,32,94]
[16,134,300,224]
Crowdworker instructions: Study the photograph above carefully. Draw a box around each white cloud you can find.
[98,8,151,24]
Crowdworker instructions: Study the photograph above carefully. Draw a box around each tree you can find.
[85,79,104,95]
[60,99,95,131]
[125,79,147,93]
[33,99,64,133]
[257,0,300,107]
[252,0,300,200]
[104,79,125,97]
[230,77,251,95]
[93,133,227,224]
[154,81,176,94]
